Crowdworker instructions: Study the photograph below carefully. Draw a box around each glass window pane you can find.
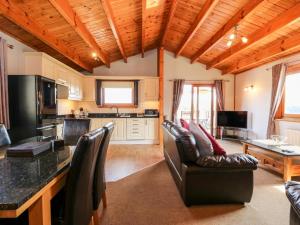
[104,88,133,104]
[177,85,192,122]
[285,73,300,114]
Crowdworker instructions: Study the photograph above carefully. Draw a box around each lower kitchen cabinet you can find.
[90,118,126,141]
[90,117,158,143]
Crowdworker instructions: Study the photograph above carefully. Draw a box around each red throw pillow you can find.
[198,123,226,156]
[180,118,190,129]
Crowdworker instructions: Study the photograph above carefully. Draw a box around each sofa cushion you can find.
[196,153,258,169]
[198,123,226,156]
[286,181,300,218]
[180,118,189,129]
[189,121,214,157]
[170,124,199,162]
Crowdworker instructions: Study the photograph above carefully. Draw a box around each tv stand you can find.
[220,127,248,141]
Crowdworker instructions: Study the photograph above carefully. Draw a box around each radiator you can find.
[286,129,300,146]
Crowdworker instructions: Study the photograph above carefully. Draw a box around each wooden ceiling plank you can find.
[141,0,146,58]
[207,2,300,70]
[48,0,110,67]
[101,0,127,63]
[160,0,178,47]
[191,0,264,63]
[222,32,300,75]
[0,0,92,72]
[175,0,219,57]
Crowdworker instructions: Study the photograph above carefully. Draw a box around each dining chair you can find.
[60,127,106,225]
[0,124,11,147]
[62,119,91,146]
[92,122,114,225]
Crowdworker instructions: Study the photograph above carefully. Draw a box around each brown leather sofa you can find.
[286,181,300,225]
[162,120,258,206]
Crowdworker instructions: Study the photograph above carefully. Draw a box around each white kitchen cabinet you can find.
[82,78,96,101]
[68,72,83,100]
[144,78,159,101]
[24,52,56,80]
[90,118,126,141]
[55,65,70,86]
[127,118,145,140]
[144,118,159,140]
[56,124,63,139]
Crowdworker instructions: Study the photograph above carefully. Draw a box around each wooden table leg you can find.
[28,192,51,225]
[284,157,292,182]
[242,143,248,154]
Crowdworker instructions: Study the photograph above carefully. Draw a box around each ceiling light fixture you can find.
[226,24,248,48]
[91,52,100,61]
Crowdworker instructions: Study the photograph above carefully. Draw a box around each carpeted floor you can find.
[100,141,290,225]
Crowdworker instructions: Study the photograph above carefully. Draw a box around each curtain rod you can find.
[266,59,300,71]
[168,79,230,82]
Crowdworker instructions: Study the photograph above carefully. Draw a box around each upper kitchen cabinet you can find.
[24,52,56,80]
[24,52,83,100]
[143,78,159,101]
[82,77,95,101]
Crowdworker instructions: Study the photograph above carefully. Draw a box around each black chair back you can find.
[93,122,114,210]
[0,124,11,147]
[63,119,91,146]
[64,128,105,225]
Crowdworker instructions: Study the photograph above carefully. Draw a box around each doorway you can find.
[177,84,216,135]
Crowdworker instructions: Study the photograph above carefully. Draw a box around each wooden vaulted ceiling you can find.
[0,0,300,74]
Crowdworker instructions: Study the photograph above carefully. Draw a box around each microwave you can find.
[144,109,159,117]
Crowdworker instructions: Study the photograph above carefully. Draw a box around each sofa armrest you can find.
[286,181,300,218]
[196,153,258,170]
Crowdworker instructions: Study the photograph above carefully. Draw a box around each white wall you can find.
[93,49,157,76]
[0,31,35,75]
[163,51,235,119]
[235,52,300,139]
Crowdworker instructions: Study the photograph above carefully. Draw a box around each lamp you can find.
[244,85,254,92]
[226,24,248,48]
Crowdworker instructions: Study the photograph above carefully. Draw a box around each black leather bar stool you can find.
[92,122,114,225]
[62,119,91,146]
[0,124,11,147]
[55,127,106,225]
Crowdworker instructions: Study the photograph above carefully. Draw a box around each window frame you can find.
[277,66,300,119]
[96,80,138,108]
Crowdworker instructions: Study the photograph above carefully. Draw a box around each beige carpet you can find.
[100,141,290,225]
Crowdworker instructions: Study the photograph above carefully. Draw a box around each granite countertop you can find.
[0,142,74,210]
[88,113,159,118]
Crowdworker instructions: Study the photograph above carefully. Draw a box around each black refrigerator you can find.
[8,75,58,143]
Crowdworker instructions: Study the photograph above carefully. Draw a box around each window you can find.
[96,80,139,107]
[284,72,300,116]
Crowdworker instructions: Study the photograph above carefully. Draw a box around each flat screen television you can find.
[217,111,248,129]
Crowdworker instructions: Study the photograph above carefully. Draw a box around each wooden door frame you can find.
[191,83,215,134]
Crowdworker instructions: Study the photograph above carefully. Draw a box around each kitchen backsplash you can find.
[57,100,159,115]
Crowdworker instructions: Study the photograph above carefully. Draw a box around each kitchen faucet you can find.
[112,106,119,117]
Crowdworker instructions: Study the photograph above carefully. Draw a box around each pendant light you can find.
[226,24,248,47]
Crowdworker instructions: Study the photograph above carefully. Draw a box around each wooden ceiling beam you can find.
[160,0,178,47]
[207,2,300,70]
[141,0,146,58]
[222,32,300,75]
[175,0,219,57]
[191,0,264,64]
[101,0,127,63]
[0,0,92,72]
[48,0,110,67]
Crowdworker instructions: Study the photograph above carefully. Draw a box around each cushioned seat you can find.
[63,119,91,146]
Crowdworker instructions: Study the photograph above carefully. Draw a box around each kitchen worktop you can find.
[88,113,159,118]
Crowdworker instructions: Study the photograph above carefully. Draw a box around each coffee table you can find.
[242,140,300,182]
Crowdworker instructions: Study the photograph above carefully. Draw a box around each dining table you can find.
[0,136,75,225]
